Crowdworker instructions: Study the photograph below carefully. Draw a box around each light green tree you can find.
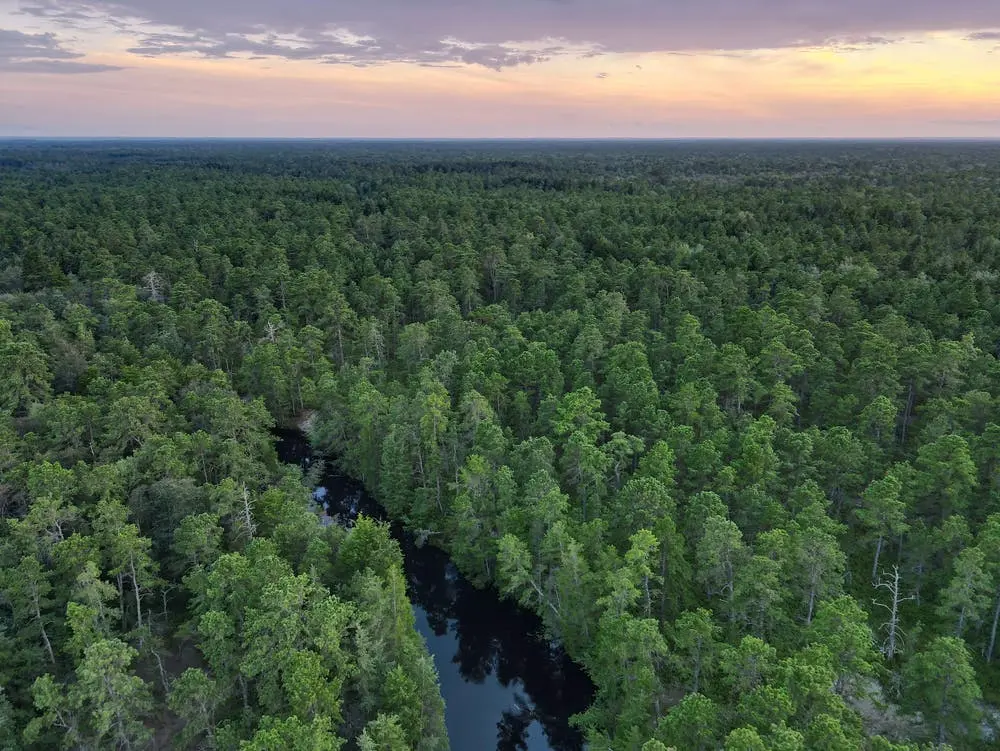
[903,637,981,747]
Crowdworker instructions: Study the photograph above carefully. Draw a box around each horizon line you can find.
[4,136,1000,143]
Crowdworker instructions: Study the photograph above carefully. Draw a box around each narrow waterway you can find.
[276,433,595,751]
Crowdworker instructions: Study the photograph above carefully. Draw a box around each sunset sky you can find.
[2,1,999,138]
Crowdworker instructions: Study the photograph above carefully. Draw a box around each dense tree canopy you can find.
[3,139,1000,748]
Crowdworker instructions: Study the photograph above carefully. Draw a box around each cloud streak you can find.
[0,27,124,72]
[966,30,1000,41]
[123,29,562,70]
[15,0,1000,68]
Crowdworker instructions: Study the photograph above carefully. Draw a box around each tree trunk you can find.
[642,574,652,619]
[875,566,911,661]
[692,639,703,694]
[936,680,951,748]
[32,590,56,665]
[129,553,143,630]
[872,534,884,583]
[659,546,669,627]
[152,649,171,694]
[987,590,1000,662]
[117,572,126,628]
[416,447,425,486]
[527,575,561,620]
[240,486,256,540]
[900,381,915,445]
[103,675,133,751]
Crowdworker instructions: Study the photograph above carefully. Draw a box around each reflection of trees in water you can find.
[497,696,535,751]
[399,536,455,637]
[278,435,593,751]
[406,541,592,750]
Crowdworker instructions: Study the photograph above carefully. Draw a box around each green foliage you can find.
[6,141,1000,748]
[359,714,410,751]
[240,715,344,750]
[902,637,982,747]
[807,596,878,694]
[26,639,152,750]
[655,693,720,751]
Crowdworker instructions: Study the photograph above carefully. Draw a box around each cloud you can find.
[13,1,1000,69]
[0,27,124,72]
[121,29,560,70]
[1,27,80,60]
[2,58,124,72]
[827,34,902,51]
[966,30,1000,41]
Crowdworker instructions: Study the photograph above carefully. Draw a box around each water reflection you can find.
[276,433,594,751]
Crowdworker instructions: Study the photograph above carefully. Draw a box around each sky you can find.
[1,1,999,138]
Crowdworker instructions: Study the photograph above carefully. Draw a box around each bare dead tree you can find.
[873,565,914,661]
[142,270,164,303]
[237,484,256,542]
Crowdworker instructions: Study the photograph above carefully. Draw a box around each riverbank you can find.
[275,430,595,751]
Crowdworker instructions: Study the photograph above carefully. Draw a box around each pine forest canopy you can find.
[2,139,1000,749]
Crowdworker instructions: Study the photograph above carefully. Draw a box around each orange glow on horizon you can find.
[2,25,999,137]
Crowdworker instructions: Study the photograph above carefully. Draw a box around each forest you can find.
[2,139,1000,749]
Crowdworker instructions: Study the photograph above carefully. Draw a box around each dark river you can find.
[276,433,595,751]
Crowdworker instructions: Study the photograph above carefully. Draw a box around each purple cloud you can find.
[966,30,1000,41]
[0,27,124,72]
[14,1,1000,68]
